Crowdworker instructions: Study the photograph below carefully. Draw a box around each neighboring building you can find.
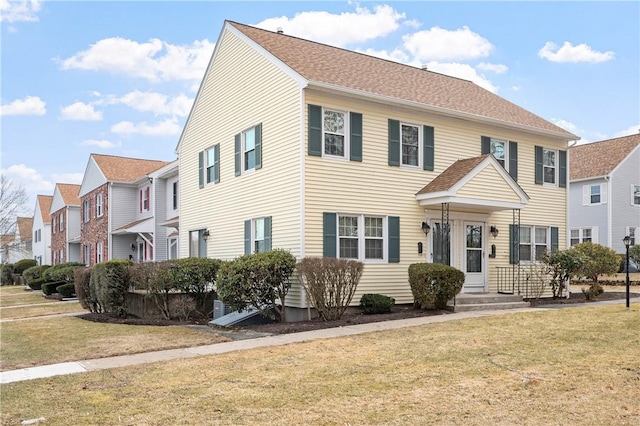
[32,195,53,265]
[177,21,577,318]
[50,183,82,265]
[569,133,640,253]
[78,154,170,266]
[0,217,33,264]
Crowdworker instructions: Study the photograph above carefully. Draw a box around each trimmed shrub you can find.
[360,293,395,314]
[543,249,585,298]
[28,277,46,291]
[41,281,67,295]
[129,261,178,320]
[217,249,297,322]
[74,267,97,312]
[408,263,464,310]
[14,258,37,274]
[43,262,85,283]
[90,260,132,317]
[1,264,14,285]
[296,257,364,321]
[582,283,604,300]
[23,265,41,282]
[573,243,619,283]
[166,257,222,315]
[57,283,76,298]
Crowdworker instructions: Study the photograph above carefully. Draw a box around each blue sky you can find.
[1,1,639,213]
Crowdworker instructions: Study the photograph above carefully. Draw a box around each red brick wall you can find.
[50,208,66,264]
[80,184,109,266]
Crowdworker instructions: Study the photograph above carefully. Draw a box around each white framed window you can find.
[59,213,64,231]
[83,200,90,222]
[243,127,256,172]
[543,148,556,184]
[570,227,598,246]
[323,108,347,158]
[583,184,607,205]
[401,123,420,167]
[172,181,178,210]
[167,237,178,259]
[205,146,218,184]
[519,226,549,262]
[490,138,508,170]
[338,214,387,262]
[59,249,64,263]
[140,186,150,212]
[96,242,103,263]
[626,227,638,246]
[632,185,640,206]
[189,229,207,258]
[96,193,103,217]
[52,216,56,234]
[83,244,90,266]
[253,218,267,254]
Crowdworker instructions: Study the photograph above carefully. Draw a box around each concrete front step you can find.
[447,293,530,312]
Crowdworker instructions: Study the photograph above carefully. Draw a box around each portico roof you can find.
[416,154,529,211]
[112,218,154,235]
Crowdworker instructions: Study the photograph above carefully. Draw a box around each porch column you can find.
[441,202,450,266]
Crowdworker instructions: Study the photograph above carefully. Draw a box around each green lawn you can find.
[1,304,638,425]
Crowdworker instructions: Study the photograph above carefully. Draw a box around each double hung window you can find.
[83,200,90,222]
[323,109,346,158]
[96,193,103,217]
[338,215,385,261]
[519,226,548,262]
[543,149,556,184]
[401,124,420,167]
[243,127,256,171]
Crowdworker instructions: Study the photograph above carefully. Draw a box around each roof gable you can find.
[16,217,33,242]
[51,183,81,214]
[36,195,53,223]
[229,21,576,140]
[569,133,640,180]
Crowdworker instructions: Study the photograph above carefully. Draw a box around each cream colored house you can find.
[177,21,578,318]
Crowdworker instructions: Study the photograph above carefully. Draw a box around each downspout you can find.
[605,174,611,248]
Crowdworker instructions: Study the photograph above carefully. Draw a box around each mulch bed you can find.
[77,290,638,335]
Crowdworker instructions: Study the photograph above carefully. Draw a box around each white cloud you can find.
[403,26,493,61]
[255,5,404,47]
[60,102,102,121]
[0,96,46,116]
[59,37,215,82]
[425,62,497,93]
[107,91,192,116]
[551,118,581,135]
[0,0,41,23]
[538,41,614,63]
[50,173,84,185]
[511,86,521,92]
[80,139,121,149]
[358,47,410,64]
[613,124,640,138]
[477,62,508,74]
[111,118,181,136]
[0,163,54,193]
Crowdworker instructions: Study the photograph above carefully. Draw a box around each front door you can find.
[431,221,452,266]
[463,222,486,292]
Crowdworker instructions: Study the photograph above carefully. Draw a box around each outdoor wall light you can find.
[421,221,431,235]
[490,225,499,239]
[130,243,136,252]
[202,229,210,241]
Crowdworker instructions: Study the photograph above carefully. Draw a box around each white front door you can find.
[463,221,487,292]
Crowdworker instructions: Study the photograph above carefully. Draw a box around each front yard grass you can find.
[0,316,230,371]
[0,301,85,320]
[1,304,638,425]
[0,285,46,307]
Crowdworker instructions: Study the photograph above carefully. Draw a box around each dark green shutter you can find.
[481,136,491,155]
[509,141,518,181]
[423,125,434,171]
[214,144,220,183]
[350,112,362,162]
[534,146,543,185]
[244,220,251,255]
[235,134,241,176]
[323,212,337,258]
[551,227,559,251]
[558,150,567,188]
[255,123,262,170]
[388,119,400,166]
[388,216,400,263]
[198,151,204,188]
[264,216,272,250]
[308,105,322,156]
[509,224,520,264]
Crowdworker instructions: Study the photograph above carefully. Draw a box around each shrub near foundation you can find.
[409,263,464,310]
[74,267,96,311]
[57,283,76,298]
[41,281,67,295]
[90,260,132,317]
[27,277,46,291]
[360,293,395,314]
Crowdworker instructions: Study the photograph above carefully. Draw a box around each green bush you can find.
[90,260,132,317]
[296,257,364,321]
[573,243,620,283]
[23,265,41,282]
[217,249,297,322]
[57,283,76,298]
[582,283,604,300]
[28,277,46,291]
[14,258,37,274]
[1,264,14,285]
[129,261,179,320]
[74,267,97,312]
[166,257,222,315]
[41,281,67,295]
[630,245,640,266]
[360,293,395,314]
[43,262,85,283]
[408,263,465,310]
[543,249,585,298]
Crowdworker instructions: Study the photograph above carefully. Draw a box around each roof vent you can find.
[277,27,283,34]
[421,65,428,71]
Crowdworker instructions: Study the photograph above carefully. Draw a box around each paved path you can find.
[2,298,638,385]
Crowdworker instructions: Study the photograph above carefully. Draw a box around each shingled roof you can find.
[229,21,576,139]
[16,217,33,242]
[37,195,53,223]
[92,154,169,182]
[569,133,640,180]
[417,155,489,195]
[57,183,81,206]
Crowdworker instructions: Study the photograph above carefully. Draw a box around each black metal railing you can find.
[496,264,552,300]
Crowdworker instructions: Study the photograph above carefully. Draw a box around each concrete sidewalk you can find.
[2,299,638,385]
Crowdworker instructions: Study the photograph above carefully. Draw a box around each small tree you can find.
[0,176,29,261]
[573,243,619,283]
[129,261,177,320]
[543,249,585,298]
